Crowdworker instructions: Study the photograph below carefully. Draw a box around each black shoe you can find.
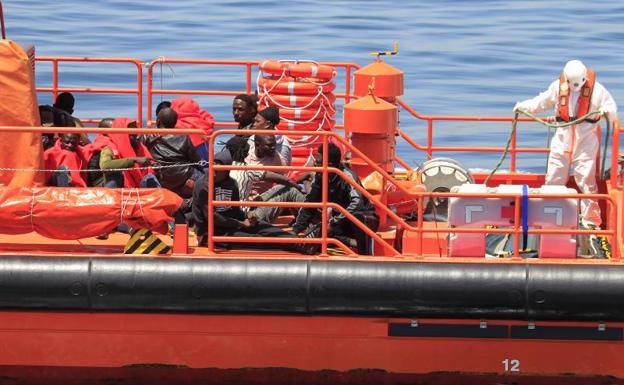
[298,224,321,255]
[588,234,612,259]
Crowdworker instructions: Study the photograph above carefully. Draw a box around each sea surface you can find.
[3,0,624,172]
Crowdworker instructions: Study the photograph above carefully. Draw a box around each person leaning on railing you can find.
[291,142,379,255]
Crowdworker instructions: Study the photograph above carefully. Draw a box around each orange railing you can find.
[207,129,399,256]
[204,129,619,259]
[15,56,624,259]
[145,58,360,126]
[35,57,143,124]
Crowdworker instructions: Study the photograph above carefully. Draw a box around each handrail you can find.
[207,129,400,256]
[397,97,551,168]
[205,128,617,259]
[4,54,622,259]
[0,122,618,259]
[145,58,360,125]
[35,56,143,124]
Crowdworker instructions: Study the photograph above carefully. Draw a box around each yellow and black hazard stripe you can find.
[327,246,348,256]
[124,229,171,255]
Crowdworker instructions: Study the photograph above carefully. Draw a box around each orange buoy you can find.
[258,77,336,95]
[354,59,404,99]
[260,60,336,81]
[344,94,397,176]
[344,94,397,135]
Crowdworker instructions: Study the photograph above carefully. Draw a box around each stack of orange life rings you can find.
[257,60,337,163]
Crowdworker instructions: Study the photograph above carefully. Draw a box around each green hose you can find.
[484,109,606,185]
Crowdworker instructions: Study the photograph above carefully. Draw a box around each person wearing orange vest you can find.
[513,60,617,257]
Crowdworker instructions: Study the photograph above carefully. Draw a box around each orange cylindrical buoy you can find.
[353,60,404,98]
[344,95,397,176]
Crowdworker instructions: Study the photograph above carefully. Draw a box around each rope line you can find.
[0,160,207,173]
[484,109,606,185]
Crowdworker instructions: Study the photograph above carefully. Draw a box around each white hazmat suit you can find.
[514,60,617,227]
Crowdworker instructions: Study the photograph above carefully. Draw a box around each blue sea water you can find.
[3,0,623,172]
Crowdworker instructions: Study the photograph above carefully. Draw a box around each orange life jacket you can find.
[557,68,596,122]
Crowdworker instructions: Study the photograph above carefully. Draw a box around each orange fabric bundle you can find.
[0,40,44,187]
[0,187,183,239]
[171,97,214,147]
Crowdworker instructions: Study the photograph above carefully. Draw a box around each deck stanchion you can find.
[320,136,329,256]
[52,60,59,101]
[207,136,215,252]
[147,62,154,123]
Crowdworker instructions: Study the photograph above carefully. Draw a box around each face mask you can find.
[563,60,587,93]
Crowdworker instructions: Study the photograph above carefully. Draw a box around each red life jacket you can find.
[557,68,596,122]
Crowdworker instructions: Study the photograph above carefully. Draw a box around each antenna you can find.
[370,41,399,59]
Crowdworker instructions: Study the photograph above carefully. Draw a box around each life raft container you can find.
[0,187,183,239]
[257,59,337,150]
[259,60,336,82]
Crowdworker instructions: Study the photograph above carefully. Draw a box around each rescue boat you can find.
[1,9,624,384]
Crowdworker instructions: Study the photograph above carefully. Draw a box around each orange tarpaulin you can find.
[0,40,44,187]
[0,187,183,239]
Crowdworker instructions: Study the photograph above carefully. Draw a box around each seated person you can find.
[232,94,258,132]
[292,143,380,255]
[142,107,204,198]
[192,149,304,253]
[156,100,171,116]
[171,97,215,161]
[38,105,56,150]
[53,92,89,145]
[98,117,159,188]
[43,133,88,187]
[83,118,115,187]
[246,106,291,165]
[230,134,305,223]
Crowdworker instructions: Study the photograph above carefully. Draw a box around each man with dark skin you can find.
[232,94,258,131]
[98,118,114,129]
[247,106,291,164]
[38,105,56,150]
[53,92,75,115]
[142,107,203,198]
[229,134,306,223]
[43,133,89,187]
[59,133,79,152]
[192,150,305,253]
[292,143,380,255]
[157,107,178,129]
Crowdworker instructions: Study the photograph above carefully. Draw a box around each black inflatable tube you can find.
[0,256,622,321]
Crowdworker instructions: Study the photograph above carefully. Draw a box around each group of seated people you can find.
[39,92,380,255]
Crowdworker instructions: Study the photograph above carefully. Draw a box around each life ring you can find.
[258,77,336,95]
[279,107,334,121]
[259,60,336,81]
[278,117,335,131]
[260,93,336,108]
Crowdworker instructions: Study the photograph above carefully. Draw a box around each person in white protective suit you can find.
[514,60,617,256]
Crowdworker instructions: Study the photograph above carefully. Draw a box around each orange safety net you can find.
[0,40,44,187]
[0,187,183,239]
